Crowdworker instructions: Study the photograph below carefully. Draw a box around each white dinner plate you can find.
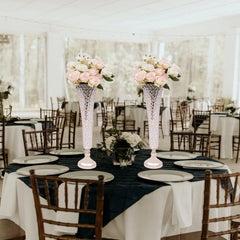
[174,160,224,169]
[59,171,114,183]
[156,151,197,160]
[14,120,38,124]
[49,149,84,155]
[13,155,59,165]
[30,118,45,122]
[138,170,193,182]
[16,164,69,176]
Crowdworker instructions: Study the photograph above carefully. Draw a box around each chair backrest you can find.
[57,97,66,110]
[202,170,240,239]
[60,111,77,149]
[0,116,7,168]
[192,109,211,134]
[22,128,59,156]
[30,170,104,240]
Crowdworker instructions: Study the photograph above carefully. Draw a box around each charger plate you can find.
[16,164,69,176]
[50,149,84,156]
[174,160,224,169]
[59,171,114,183]
[138,170,193,182]
[13,155,58,165]
[157,151,197,160]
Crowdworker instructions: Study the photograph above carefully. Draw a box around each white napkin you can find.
[54,183,84,235]
[170,181,192,228]
[0,172,23,217]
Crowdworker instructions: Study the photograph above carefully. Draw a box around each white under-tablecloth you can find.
[125,106,170,136]
[0,171,233,240]
[5,123,42,163]
[211,115,239,159]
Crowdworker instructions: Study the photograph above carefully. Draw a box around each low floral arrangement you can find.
[98,128,145,164]
[133,54,181,89]
[225,103,239,114]
[66,53,114,89]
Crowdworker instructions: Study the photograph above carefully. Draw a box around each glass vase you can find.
[76,84,97,169]
[143,84,163,169]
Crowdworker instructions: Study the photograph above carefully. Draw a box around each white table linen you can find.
[0,171,233,240]
[125,106,170,136]
[5,123,42,163]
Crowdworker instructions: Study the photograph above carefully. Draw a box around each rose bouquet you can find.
[66,53,114,89]
[133,54,180,89]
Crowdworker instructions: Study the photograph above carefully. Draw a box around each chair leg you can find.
[236,139,240,163]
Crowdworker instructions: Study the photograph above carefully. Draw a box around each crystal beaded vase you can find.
[143,84,163,169]
[76,84,97,169]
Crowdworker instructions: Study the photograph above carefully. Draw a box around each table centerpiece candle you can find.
[67,53,114,169]
[134,54,180,169]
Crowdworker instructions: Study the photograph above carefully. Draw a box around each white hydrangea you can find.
[105,136,116,151]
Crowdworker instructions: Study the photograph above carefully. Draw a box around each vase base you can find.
[144,157,163,169]
[78,157,96,169]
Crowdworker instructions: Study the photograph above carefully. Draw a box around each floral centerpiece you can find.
[66,53,114,169]
[66,53,114,89]
[187,85,196,101]
[99,128,145,166]
[225,103,239,115]
[133,54,180,88]
[0,79,13,120]
[133,54,180,169]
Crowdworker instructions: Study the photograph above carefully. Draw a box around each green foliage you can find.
[103,75,114,82]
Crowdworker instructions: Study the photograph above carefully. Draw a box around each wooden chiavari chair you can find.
[57,96,66,110]
[162,170,240,240]
[233,114,240,163]
[60,111,77,149]
[0,116,8,169]
[22,128,59,156]
[30,170,104,240]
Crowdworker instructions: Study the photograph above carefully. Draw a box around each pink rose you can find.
[155,68,165,76]
[67,70,80,84]
[146,72,156,82]
[159,59,171,69]
[134,70,146,83]
[88,67,99,76]
[89,75,102,86]
[94,59,104,70]
[155,74,168,86]
[80,72,90,83]
[133,69,140,77]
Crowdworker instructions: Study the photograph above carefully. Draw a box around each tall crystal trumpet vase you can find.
[143,84,163,169]
[76,84,97,169]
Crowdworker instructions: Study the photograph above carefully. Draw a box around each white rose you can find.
[141,63,155,72]
[168,64,180,77]
[75,63,88,72]
[101,67,113,77]
[105,136,115,151]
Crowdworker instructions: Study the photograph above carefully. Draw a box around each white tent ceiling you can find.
[0,0,240,40]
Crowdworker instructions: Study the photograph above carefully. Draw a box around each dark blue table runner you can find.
[4,149,228,237]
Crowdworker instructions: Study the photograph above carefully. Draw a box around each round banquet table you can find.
[5,122,42,164]
[211,115,239,159]
[125,106,170,136]
[0,149,232,240]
